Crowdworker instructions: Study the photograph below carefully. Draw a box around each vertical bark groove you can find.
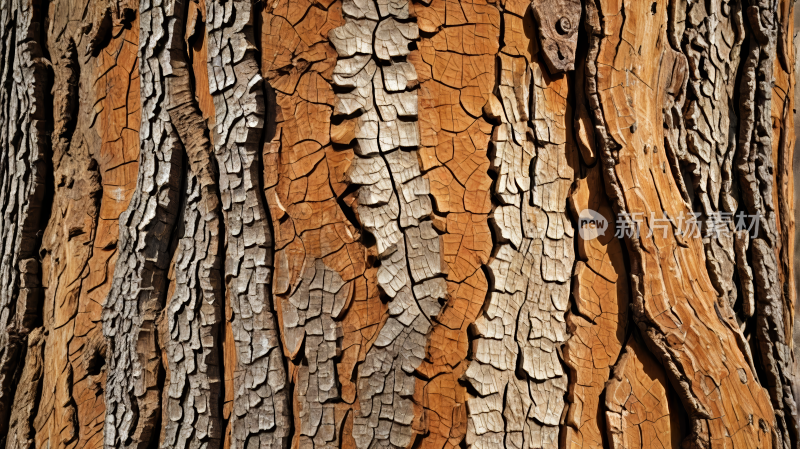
[584,0,779,446]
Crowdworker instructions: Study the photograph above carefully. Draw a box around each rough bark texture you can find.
[0,0,798,448]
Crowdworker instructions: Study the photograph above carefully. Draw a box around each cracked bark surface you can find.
[563,164,628,448]
[205,0,292,445]
[160,0,224,444]
[101,0,185,442]
[734,1,799,446]
[413,1,496,447]
[0,0,49,438]
[464,5,576,444]
[604,336,680,449]
[0,0,799,448]
[329,2,444,447]
[260,3,372,449]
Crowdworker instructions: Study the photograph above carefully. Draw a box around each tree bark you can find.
[0,0,797,448]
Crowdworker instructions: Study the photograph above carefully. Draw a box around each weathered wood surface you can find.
[563,165,627,449]
[0,0,798,448]
[605,337,680,449]
[585,0,783,446]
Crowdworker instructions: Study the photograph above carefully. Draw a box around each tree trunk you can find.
[0,0,797,448]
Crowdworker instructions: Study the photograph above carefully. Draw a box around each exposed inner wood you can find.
[605,337,681,449]
[585,0,783,446]
[563,165,628,449]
